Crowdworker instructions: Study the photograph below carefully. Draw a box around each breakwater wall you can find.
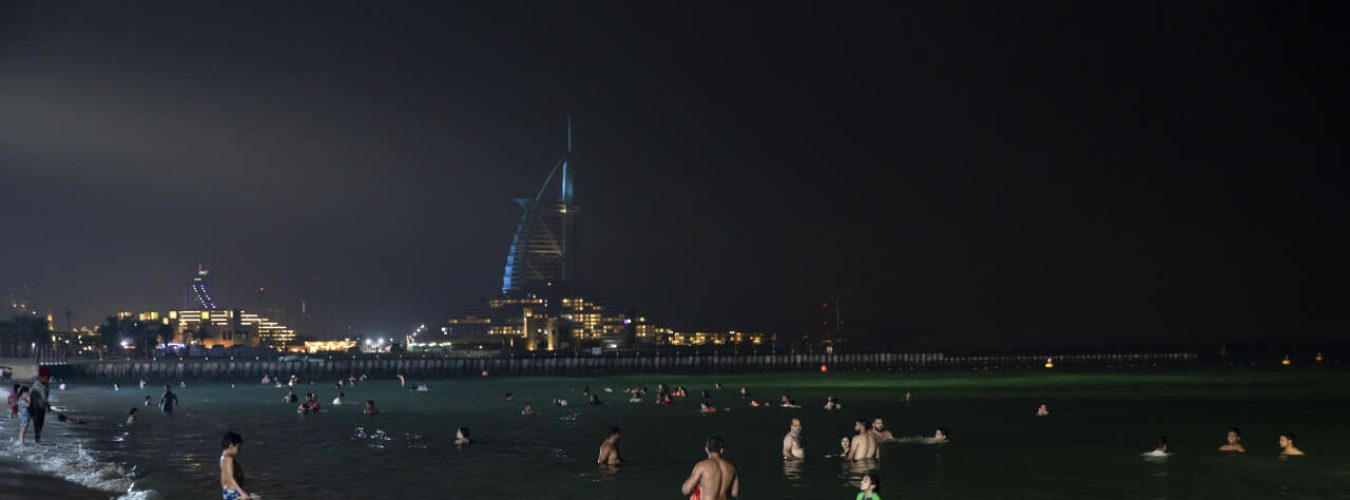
[62,351,1197,381]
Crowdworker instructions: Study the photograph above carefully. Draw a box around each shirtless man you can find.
[681,436,739,500]
[1279,432,1304,456]
[597,426,622,465]
[782,418,805,460]
[1219,428,1245,452]
[869,417,894,441]
[848,419,879,460]
[220,432,253,500]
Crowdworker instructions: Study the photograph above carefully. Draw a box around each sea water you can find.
[3,368,1348,499]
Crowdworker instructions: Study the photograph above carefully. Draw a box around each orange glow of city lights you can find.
[819,364,829,373]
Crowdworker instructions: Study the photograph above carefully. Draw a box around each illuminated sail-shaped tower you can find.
[502,117,577,294]
[185,264,219,310]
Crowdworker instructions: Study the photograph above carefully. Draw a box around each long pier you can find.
[59,351,1197,381]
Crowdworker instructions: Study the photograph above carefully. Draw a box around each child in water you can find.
[857,472,882,500]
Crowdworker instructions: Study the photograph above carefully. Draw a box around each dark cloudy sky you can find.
[1,2,1345,347]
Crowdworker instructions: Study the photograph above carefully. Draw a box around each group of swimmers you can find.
[1144,427,1305,457]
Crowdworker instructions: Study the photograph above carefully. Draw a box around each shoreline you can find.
[0,387,156,500]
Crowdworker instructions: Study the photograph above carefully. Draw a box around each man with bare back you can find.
[681,436,740,499]
[848,419,879,461]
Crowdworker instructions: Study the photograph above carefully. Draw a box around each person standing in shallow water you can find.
[681,435,739,500]
[782,418,805,460]
[597,426,622,465]
[220,431,254,500]
[30,367,52,443]
[159,385,179,414]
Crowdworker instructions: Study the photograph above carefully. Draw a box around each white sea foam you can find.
[1,388,158,499]
[0,438,159,499]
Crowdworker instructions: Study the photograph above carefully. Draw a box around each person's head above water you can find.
[705,435,725,455]
[855,419,869,432]
[860,472,880,494]
[457,426,471,439]
[872,417,885,431]
[1227,428,1242,444]
[789,418,802,434]
[1279,432,1296,448]
[608,426,621,441]
[163,384,172,392]
[221,431,243,451]
[1155,436,1169,452]
[936,427,950,441]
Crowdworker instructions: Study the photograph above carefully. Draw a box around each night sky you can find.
[1,2,1345,348]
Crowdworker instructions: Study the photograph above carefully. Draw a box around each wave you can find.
[1,389,157,499]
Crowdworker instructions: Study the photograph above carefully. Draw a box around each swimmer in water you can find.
[144,395,153,407]
[521,402,535,415]
[848,419,879,460]
[554,397,569,406]
[858,472,882,500]
[869,417,894,441]
[1278,432,1304,456]
[739,387,749,398]
[1143,436,1169,457]
[332,392,344,405]
[1035,404,1050,417]
[505,392,514,401]
[364,400,379,416]
[283,389,298,404]
[700,401,718,413]
[714,382,723,390]
[597,426,622,465]
[220,432,253,500]
[840,436,852,456]
[779,395,800,409]
[139,378,147,389]
[113,383,119,391]
[455,426,472,445]
[1219,428,1245,453]
[397,373,405,387]
[931,427,950,444]
[126,407,138,424]
[902,392,912,403]
[782,418,805,460]
[589,394,603,406]
[681,436,739,500]
[823,396,842,411]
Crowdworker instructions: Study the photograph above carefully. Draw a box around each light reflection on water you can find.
[11,370,1350,499]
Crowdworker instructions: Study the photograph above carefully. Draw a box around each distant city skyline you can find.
[2,3,1346,348]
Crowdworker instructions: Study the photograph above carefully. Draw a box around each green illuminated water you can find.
[4,368,1348,499]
